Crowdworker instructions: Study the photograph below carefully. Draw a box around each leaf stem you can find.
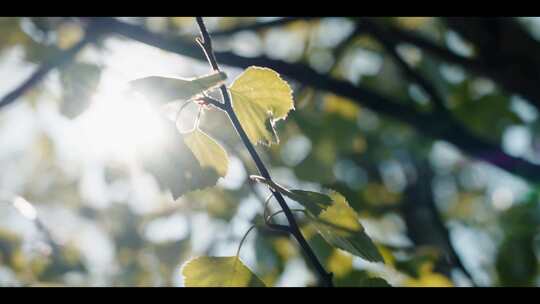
[195,16,333,287]
[235,224,257,259]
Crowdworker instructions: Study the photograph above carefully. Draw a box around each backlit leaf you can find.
[137,106,220,199]
[229,66,294,145]
[309,191,384,263]
[184,129,229,178]
[182,256,265,287]
[130,71,227,104]
[251,176,383,263]
[251,176,332,216]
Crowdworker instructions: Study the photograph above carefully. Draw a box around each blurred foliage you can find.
[0,17,539,287]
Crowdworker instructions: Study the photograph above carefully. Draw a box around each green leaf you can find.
[286,190,333,216]
[251,176,383,263]
[182,256,266,287]
[138,109,220,199]
[229,66,294,145]
[184,129,229,178]
[309,191,383,263]
[251,176,332,216]
[130,71,227,104]
[335,270,391,287]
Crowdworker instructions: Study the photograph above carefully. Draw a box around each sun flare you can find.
[74,38,195,164]
[77,87,171,164]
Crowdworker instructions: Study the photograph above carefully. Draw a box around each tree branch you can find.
[208,17,318,37]
[374,19,487,74]
[374,17,540,113]
[441,17,540,111]
[401,159,476,286]
[195,17,333,287]
[358,19,448,112]
[0,22,103,110]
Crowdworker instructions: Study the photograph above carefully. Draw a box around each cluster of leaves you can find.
[129,60,386,286]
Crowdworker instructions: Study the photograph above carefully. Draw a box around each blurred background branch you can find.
[208,17,319,37]
[0,20,104,110]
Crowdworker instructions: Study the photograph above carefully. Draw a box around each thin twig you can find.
[198,95,226,111]
[266,209,306,223]
[3,195,61,258]
[195,16,333,287]
[235,224,257,258]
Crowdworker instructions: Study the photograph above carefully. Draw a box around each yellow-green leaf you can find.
[137,107,220,199]
[130,71,227,104]
[250,176,383,263]
[251,176,331,216]
[184,129,229,178]
[310,191,384,263]
[182,256,265,287]
[229,66,294,145]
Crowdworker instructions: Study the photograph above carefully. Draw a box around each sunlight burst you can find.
[78,87,171,164]
[74,38,194,164]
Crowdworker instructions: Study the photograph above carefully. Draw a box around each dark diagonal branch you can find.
[195,17,333,287]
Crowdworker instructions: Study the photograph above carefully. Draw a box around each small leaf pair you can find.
[131,71,229,197]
